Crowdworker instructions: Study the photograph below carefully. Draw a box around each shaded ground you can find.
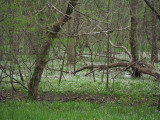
[0,90,159,107]
[0,90,118,104]
[39,93,119,104]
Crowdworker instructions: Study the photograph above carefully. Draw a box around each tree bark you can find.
[151,2,158,63]
[129,0,141,77]
[66,6,80,66]
[67,42,76,65]
[28,0,78,100]
[158,97,160,111]
[66,21,76,65]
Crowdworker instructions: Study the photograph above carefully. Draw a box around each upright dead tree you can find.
[28,0,78,100]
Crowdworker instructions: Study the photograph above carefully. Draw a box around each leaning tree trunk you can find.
[129,0,141,77]
[28,0,78,100]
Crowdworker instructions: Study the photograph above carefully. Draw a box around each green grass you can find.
[0,100,160,120]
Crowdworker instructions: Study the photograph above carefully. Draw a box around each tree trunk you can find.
[66,21,76,65]
[129,17,138,61]
[151,2,158,64]
[158,97,160,111]
[67,42,76,65]
[28,0,78,100]
[129,0,141,77]
[28,41,51,100]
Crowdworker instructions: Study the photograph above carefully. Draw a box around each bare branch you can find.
[73,26,130,37]
[108,38,133,62]
[143,0,160,21]
[112,58,145,79]
[47,2,66,16]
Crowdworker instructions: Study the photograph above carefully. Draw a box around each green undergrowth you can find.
[0,100,160,120]
[39,74,160,96]
[39,74,160,105]
[1,73,160,106]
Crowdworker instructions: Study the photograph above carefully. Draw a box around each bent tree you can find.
[28,0,78,100]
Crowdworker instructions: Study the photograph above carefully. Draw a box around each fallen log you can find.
[74,62,160,81]
[77,53,128,62]
[113,58,145,79]
[74,62,130,74]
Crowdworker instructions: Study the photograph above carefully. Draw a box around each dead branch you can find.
[143,0,160,21]
[113,58,146,79]
[74,61,160,81]
[74,62,130,74]
[107,37,133,62]
[46,67,70,74]
[77,53,128,62]
[73,26,130,37]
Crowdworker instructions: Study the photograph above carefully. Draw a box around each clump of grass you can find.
[0,100,160,120]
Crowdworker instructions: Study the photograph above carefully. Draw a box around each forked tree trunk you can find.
[28,0,78,100]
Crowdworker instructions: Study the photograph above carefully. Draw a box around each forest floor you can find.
[1,75,160,119]
[0,90,119,103]
[0,90,158,107]
[1,90,160,120]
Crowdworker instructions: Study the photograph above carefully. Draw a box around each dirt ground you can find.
[0,90,158,107]
[0,90,118,104]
